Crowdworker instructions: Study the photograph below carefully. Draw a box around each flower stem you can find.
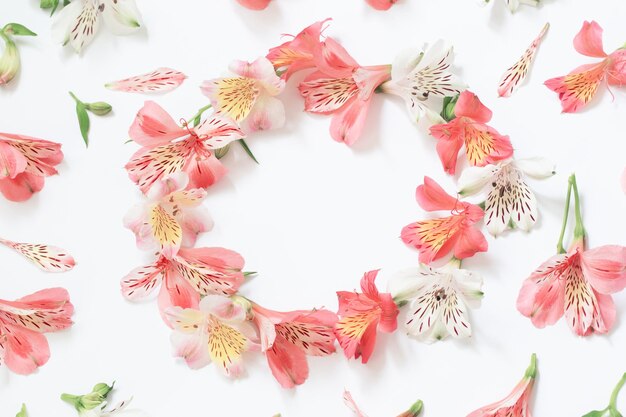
[187,103,212,126]
[609,373,626,409]
[524,353,537,379]
[68,91,82,104]
[556,180,573,254]
[569,174,586,240]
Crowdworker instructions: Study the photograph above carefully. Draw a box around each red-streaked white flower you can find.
[402,177,487,263]
[123,172,212,259]
[106,68,186,93]
[236,0,272,10]
[298,37,391,145]
[252,304,337,388]
[0,238,75,272]
[498,23,549,97]
[389,260,484,343]
[334,270,398,364]
[125,101,244,193]
[165,295,259,377]
[0,288,74,375]
[430,91,513,174]
[381,41,466,124]
[121,247,245,317]
[201,57,285,133]
[0,132,63,202]
[52,0,142,53]
[483,0,539,13]
[467,354,537,417]
[545,21,626,112]
[458,158,555,236]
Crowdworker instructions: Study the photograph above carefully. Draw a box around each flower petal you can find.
[149,204,182,259]
[573,21,607,58]
[2,327,50,375]
[120,263,165,300]
[0,142,27,179]
[0,288,74,333]
[401,217,461,263]
[0,239,75,272]
[52,0,98,53]
[415,176,459,212]
[266,334,309,388]
[126,142,190,193]
[458,164,500,196]
[299,72,358,113]
[186,155,228,190]
[329,95,371,146]
[582,245,626,294]
[128,101,187,147]
[343,391,370,417]
[454,91,492,123]
[201,77,260,123]
[240,94,286,133]
[195,114,245,148]
[106,68,186,93]
[174,247,245,296]
[545,62,607,113]
[101,0,142,35]
[0,173,45,202]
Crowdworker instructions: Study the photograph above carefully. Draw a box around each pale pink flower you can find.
[0,237,75,272]
[106,68,187,93]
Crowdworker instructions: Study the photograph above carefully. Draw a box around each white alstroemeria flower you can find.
[380,40,466,124]
[389,260,483,343]
[458,158,555,237]
[82,399,148,417]
[52,0,142,53]
[484,0,539,13]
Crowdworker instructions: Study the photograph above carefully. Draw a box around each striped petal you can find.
[401,216,462,263]
[344,391,370,417]
[53,0,100,53]
[125,142,190,193]
[106,68,186,93]
[0,288,74,333]
[0,239,75,272]
[120,262,165,300]
[201,77,259,122]
[195,114,245,149]
[276,316,337,356]
[208,319,250,377]
[545,62,608,113]
[299,72,358,113]
[149,204,182,259]
[1,134,64,177]
[498,23,549,97]
[464,124,513,167]
[173,247,245,296]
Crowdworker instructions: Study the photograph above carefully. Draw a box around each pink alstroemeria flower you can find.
[0,132,63,202]
[165,295,259,377]
[430,91,513,175]
[121,247,245,317]
[236,0,272,10]
[467,354,537,417]
[545,21,626,112]
[201,57,286,133]
[517,174,626,336]
[365,0,398,10]
[125,101,244,193]
[253,304,337,388]
[0,237,75,272]
[123,173,212,259]
[335,270,399,364]
[0,288,74,375]
[299,38,391,145]
[401,177,487,263]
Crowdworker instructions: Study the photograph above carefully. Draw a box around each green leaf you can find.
[76,102,90,147]
[16,404,28,417]
[238,139,259,164]
[582,410,608,417]
[3,23,37,37]
[39,0,58,10]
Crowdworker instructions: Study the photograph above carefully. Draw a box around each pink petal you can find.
[453,226,488,260]
[343,390,370,417]
[359,270,381,299]
[582,245,626,294]
[2,328,50,375]
[1,288,74,332]
[454,91,492,123]
[329,96,371,146]
[240,95,286,133]
[415,176,460,212]
[266,334,310,388]
[517,259,566,328]
[176,206,213,248]
[0,173,45,202]
[365,0,397,10]
[186,154,228,190]
[591,292,616,335]
[120,262,165,301]
[129,101,187,147]
[315,37,359,78]
[0,239,75,272]
[0,141,27,179]
[607,50,626,86]
[377,293,399,334]
[431,121,464,175]
[236,0,272,10]
[544,62,607,113]
[573,21,607,58]
[195,114,245,149]
[159,269,201,313]
[106,68,187,93]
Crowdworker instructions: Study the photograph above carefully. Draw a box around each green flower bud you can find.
[86,102,113,116]
[61,382,114,413]
[40,0,59,9]
[0,35,19,86]
[214,144,231,159]
[440,94,459,122]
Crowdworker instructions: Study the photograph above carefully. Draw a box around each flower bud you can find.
[231,295,253,319]
[214,144,231,159]
[86,102,113,116]
[440,94,459,122]
[0,37,19,86]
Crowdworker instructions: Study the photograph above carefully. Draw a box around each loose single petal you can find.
[0,239,75,272]
[106,68,186,93]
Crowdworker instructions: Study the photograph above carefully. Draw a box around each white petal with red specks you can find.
[106,68,186,93]
[0,239,75,273]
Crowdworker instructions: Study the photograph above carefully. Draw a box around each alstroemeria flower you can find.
[52,0,142,53]
[344,390,424,417]
[165,295,259,377]
[458,158,555,236]
[402,177,487,263]
[517,174,626,336]
[126,101,244,193]
[467,354,537,417]
[298,38,391,145]
[365,0,398,11]
[389,260,484,343]
[381,41,466,124]
[0,132,63,202]
[545,21,626,112]
[0,237,75,272]
[62,383,147,417]
[252,305,337,388]
[335,270,399,364]
[201,57,286,133]
[483,0,538,13]
[121,247,245,317]
[0,23,37,86]
[0,288,74,375]
[266,20,328,80]
[123,173,212,259]
[430,91,513,175]
[236,0,272,10]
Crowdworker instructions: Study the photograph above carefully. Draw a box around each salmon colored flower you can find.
[389,259,484,343]
[335,270,398,364]
[201,57,285,133]
[298,38,391,145]
[0,132,63,202]
[121,247,245,317]
[165,295,258,377]
[467,354,537,417]
[0,237,74,272]
[545,21,626,112]
[236,0,272,10]
[365,0,398,10]
[402,177,487,263]
[430,91,513,174]
[123,172,212,259]
[125,101,244,193]
[344,390,424,417]
[252,304,337,388]
[517,174,626,336]
[0,288,74,375]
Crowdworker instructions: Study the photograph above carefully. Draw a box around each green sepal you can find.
[16,404,28,417]
[238,139,259,164]
[3,23,37,37]
[440,94,459,122]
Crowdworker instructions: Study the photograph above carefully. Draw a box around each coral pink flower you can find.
[125,101,244,193]
[0,133,63,202]
[201,57,286,133]
[266,20,328,80]
[298,38,391,145]
[0,237,75,272]
[430,91,513,175]
[252,304,337,388]
[123,173,212,259]
[236,0,271,10]
[335,270,398,364]
[165,295,259,377]
[106,68,187,93]
[121,247,245,317]
[365,0,398,10]
[467,354,537,417]
[401,177,487,263]
[545,21,626,112]
[0,288,74,375]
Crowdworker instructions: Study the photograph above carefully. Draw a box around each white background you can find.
[1,0,626,416]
